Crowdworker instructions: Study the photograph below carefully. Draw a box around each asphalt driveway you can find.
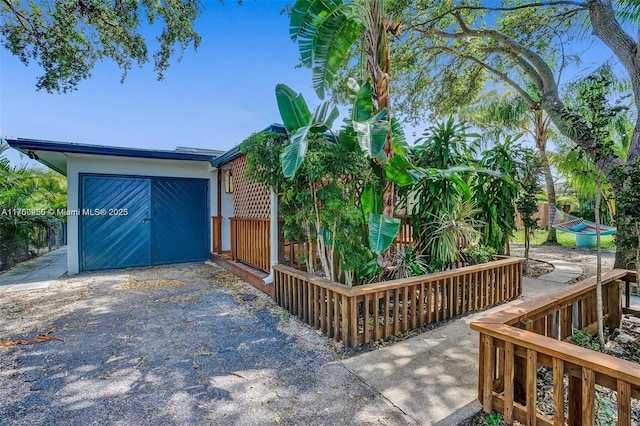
[0,262,413,425]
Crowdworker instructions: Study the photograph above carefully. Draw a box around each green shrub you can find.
[461,245,497,266]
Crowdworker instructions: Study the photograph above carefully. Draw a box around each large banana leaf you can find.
[360,183,382,215]
[351,80,373,122]
[310,101,339,133]
[368,212,401,255]
[290,0,343,66]
[385,155,414,186]
[281,127,311,178]
[280,100,339,178]
[353,108,389,162]
[391,117,410,158]
[300,2,362,99]
[338,124,358,152]
[276,84,312,133]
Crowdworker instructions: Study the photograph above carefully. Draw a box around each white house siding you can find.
[220,165,234,251]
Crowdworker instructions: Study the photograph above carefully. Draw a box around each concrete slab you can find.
[341,276,567,425]
[530,256,582,284]
[0,247,67,292]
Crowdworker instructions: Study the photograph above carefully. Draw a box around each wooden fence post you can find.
[482,333,495,413]
[567,374,583,426]
[230,218,237,261]
[478,333,485,404]
[605,279,622,331]
[513,319,534,404]
[277,220,285,265]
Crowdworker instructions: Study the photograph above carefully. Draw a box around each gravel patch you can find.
[0,262,413,425]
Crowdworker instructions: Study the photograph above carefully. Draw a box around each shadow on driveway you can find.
[0,263,414,425]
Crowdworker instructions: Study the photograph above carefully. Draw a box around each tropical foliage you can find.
[462,89,559,243]
[288,0,402,231]
[240,131,373,286]
[559,64,632,347]
[242,101,527,284]
[1,0,214,92]
[405,118,479,266]
[551,65,633,223]
[273,83,409,258]
[473,136,525,255]
[0,142,66,270]
[516,151,543,264]
[386,0,640,268]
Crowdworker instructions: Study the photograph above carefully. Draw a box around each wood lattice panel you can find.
[232,155,270,218]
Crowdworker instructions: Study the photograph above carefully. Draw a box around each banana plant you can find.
[290,0,402,227]
[276,84,339,178]
[275,82,409,254]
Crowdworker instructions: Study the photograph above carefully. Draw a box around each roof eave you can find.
[5,138,215,162]
[210,123,287,168]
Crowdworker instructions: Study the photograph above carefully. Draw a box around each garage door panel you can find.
[80,175,209,271]
[152,179,209,264]
[81,177,152,271]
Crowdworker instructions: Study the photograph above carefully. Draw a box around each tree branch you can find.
[3,0,37,35]
[479,46,544,91]
[432,46,536,106]
[416,1,587,28]
[587,0,637,80]
[417,16,559,95]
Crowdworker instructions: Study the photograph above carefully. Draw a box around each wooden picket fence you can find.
[472,269,640,425]
[211,216,222,254]
[273,256,523,348]
[230,217,270,272]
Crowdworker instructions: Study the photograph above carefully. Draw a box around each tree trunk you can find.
[586,0,640,268]
[524,226,530,263]
[532,112,557,243]
[595,173,605,348]
[372,0,394,218]
[539,145,557,243]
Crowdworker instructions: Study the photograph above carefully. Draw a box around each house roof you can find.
[210,123,287,168]
[5,138,223,176]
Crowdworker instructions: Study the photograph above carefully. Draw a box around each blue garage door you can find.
[80,175,209,271]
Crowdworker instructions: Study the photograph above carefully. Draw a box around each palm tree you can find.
[289,0,400,217]
[462,91,559,243]
[0,141,66,269]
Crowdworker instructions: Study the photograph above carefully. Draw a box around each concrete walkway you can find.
[0,247,67,292]
[341,258,578,425]
[528,254,583,284]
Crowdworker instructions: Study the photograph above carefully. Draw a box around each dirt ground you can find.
[0,262,413,425]
[509,242,616,279]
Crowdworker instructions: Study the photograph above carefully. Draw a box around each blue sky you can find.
[1,1,317,165]
[0,1,623,167]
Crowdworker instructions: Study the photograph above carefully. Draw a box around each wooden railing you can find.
[211,216,222,254]
[472,269,640,425]
[230,217,270,272]
[277,222,314,271]
[395,215,414,251]
[274,257,523,348]
[278,217,413,271]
